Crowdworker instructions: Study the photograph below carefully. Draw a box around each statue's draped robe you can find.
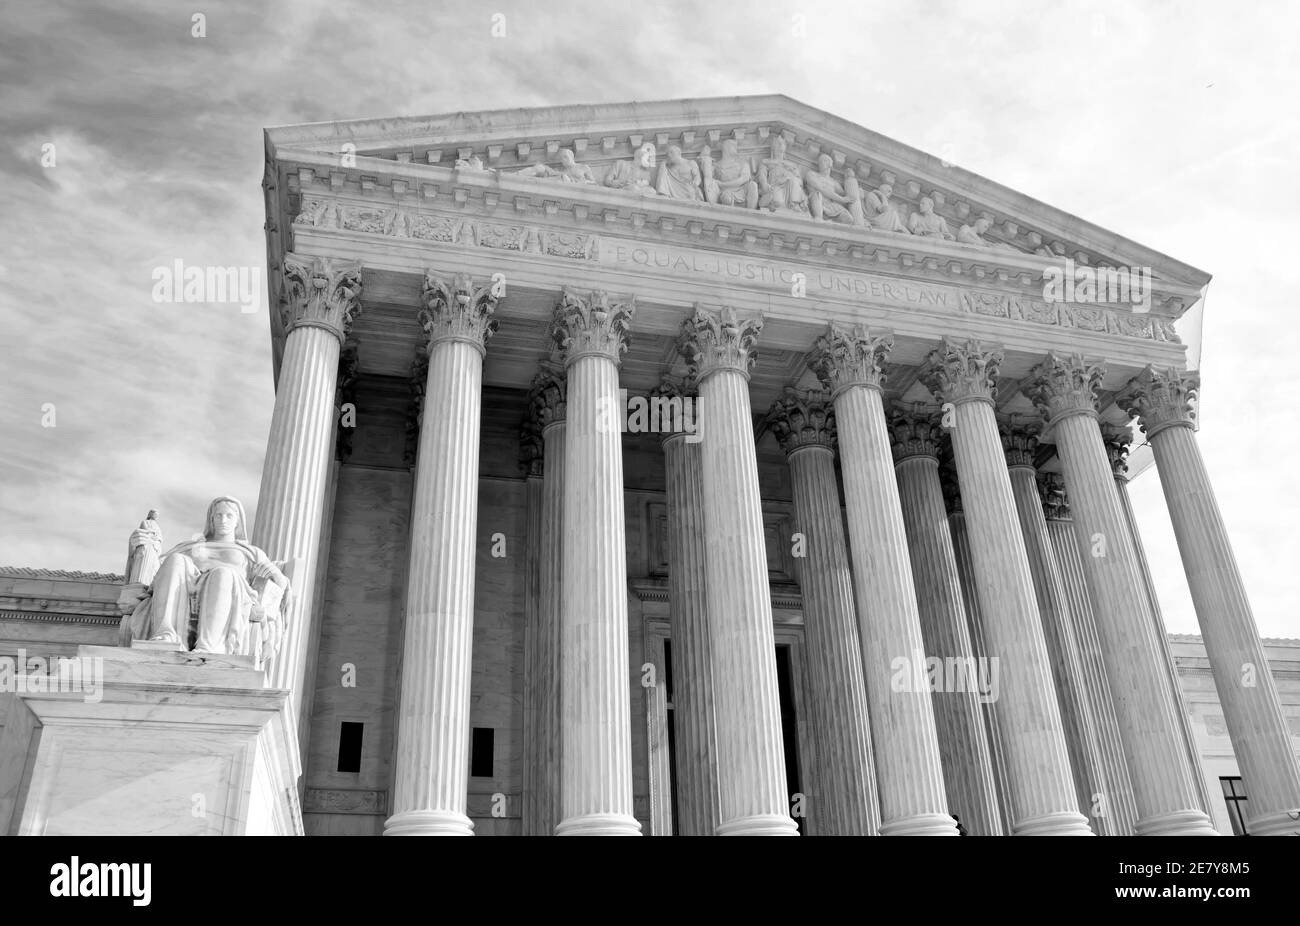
[126,540,282,655]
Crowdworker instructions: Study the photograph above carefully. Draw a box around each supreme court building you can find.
[4,96,1300,836]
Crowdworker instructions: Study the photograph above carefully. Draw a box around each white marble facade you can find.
[3,96,1299,836]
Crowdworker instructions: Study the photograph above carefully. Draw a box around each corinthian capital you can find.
[767,388,836,456]
[280,254,364,344]
[678,304,763,382]
[1101,424,1134,479]
[1024,352,1106,426]
[528,363,568,429]
[889,404,944,463]
[552,289,635,365]
[807,322,893,396]
[923,339,1003,405]
[419,271,500,355]
[999,419,1040,469]
[1036,472,1070,520]
[1115,365,1198,438]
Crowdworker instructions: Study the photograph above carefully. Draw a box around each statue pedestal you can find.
[0,644,303,835]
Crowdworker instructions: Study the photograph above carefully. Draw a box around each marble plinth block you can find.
[0,644,302,836]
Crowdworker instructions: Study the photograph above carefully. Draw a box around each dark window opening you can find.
[337,721,363,773]
[471,727,495,778]
[1220,776,1249,835]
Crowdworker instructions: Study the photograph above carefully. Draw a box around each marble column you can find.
[1102,426,1215,822]
[923,339,1091,836]
[1118,366,1300,835]
[520,419,544,837]
[1000,422,1109,834]
[1025,353,1216,836]
[942,465,1016,837]
[552,290,640,837]
[255,255,362,736]
[528,367,566,837]
[891,407,1002,836]
[767,389,881,836]
[1039,473,1139,835]
[678,305,796,837]
[657,377,721,837]
[385,271,498,837]
[807,323,955,836]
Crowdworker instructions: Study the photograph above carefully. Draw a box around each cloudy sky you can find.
[1,0,1297,637]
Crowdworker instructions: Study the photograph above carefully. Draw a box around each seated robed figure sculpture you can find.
[121,496,290,659]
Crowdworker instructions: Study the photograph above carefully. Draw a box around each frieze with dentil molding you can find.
[294,198,1180,344]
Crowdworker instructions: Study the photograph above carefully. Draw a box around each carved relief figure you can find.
[455,155,489,171]
[804,154,864,225]
[124,510,163,585]
[656,145,704,200]
[605,143,659,196]
[758,135,808,214]
[120,497,289,659]
[862,183,909,233]
[555,148,596,184]
[702,140,758,209]
[957,216,1007,249]
[908,195,954,239]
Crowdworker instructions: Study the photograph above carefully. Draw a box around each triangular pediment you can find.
[266,94,1210,308]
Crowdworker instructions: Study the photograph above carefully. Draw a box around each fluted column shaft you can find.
[925,341,1091,836]
[537,422,565,835]
[1028,355,1216,835]
[1111,471,1214,821]
[769,391,880,835]
[387,337,483,836]
[662,429,721,836]
[680,305,796,836]
[1041,484,1139,835]
[1120,368,1300,835]
[554,290,639,836]
[894,445,1002,836]
[521,470,544,836]
[1006,460,1109,833]
[947,502,1017,836]
[256,256,362,741]
[809,325,955,836]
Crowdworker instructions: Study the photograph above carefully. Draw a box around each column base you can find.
[1012,811,1094,836]
[879,813,960,836]
[384,809,475,836]
[715,814,800,836]
[555,812,642,836]
[1133,809,1219,836]
[1243,808,1300,837]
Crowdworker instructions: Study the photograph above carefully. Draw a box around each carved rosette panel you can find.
[1115,365,1199,438]
[766,388,836,456]
[551,289,635,365]
[677,304,763,383]
[418,271,500,356]
[1036,471,1071,520]
[1101,424,1133,479]
[889,404,944,463]
[1024,352,1106,426]
[922,338,1003,405]
[998,422,1039,469]
[280,254,364,344]
[806,322,893,396]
